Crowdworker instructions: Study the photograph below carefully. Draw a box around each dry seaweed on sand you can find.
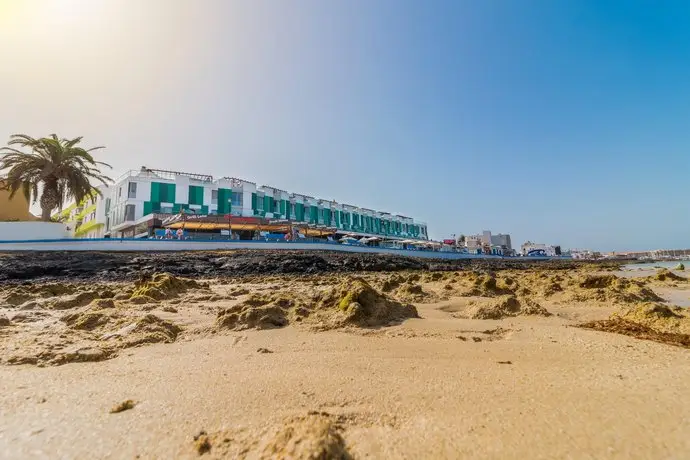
[129,273,205,302]
[459,295,551,320]
[567,274,663,304]
[578,302,690,348]
[259,413,351,459]
[649,268,687,283]
[110,400,136,413]
[216,278,418,331]
[578,318,690,349]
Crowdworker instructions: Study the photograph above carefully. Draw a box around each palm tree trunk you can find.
[39,181,60,222]
[41,206,52,222]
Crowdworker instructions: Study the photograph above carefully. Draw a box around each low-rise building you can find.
[53,185,109,238]
[521,241,562,257]
[64,167,429,241]
[458,230,513,254]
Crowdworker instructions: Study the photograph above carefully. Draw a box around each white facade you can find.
[64,167,429,240]
[521,241,560,257]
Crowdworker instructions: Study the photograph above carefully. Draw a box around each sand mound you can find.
[460,273,514,297]
[618,303,690,335]
[61,310,114,331]
[650,269,686,283]
[125,314,182,345]
[578,302,690,348]
[216,293,291,330]
[51,291,99,310]
[461,295,551,320]
[216,278,418,331]
[568,274,663,304]
[36,284,78,298]
[328,278,419,327]
[394,282,431,302]
[260,413,350,459]
[130,273,204,302]
[380,274,404,292]
[2,290,34,306]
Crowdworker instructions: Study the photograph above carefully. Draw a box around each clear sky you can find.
[1,0,688,251]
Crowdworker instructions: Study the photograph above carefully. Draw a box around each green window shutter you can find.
[264,196,271,214]
[143,202,152,215]
[217,188,228,214]
[280,200,286,216]
[189,186,203,205]
[200,205,208,215]
[151,183,160,202]
[251,193,257,212]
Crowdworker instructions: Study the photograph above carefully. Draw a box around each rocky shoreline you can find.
[0,249,607,283]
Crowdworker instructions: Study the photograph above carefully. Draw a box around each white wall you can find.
[241,182,256,217]
[0,222,68,241]
[175,176,190,204]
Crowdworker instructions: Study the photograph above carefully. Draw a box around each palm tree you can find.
[0,134,112,221]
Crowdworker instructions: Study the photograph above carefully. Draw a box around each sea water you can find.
[623,260,690,271]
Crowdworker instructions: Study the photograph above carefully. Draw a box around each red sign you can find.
[443,239,456,245]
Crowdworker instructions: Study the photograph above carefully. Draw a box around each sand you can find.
[0,255,689,458]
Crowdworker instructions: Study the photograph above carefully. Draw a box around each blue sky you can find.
[1,0,689,251]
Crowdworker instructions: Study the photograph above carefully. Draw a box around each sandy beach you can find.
[1,251,689,459]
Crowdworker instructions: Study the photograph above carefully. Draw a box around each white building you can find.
[54,185,109,239]
[521,241,561,257]
[459,230,513,254]
[65,167,429,240]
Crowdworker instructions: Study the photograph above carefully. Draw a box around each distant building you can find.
[521,241,562,257]
[53,185,109,238]
[59,166,429,240]
[459,230,513,253]
[491,233,512,250]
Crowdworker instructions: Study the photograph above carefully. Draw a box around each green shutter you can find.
[251,193,257,214]
[143,202,152,215]
[217,188,231,214]
[189,186,203,205]
[151,183,160,202]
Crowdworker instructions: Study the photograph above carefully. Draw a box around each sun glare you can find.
[0,0,108,28]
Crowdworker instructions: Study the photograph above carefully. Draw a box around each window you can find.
[256,196,264,211]
[118,187,122,198]
[211,190,218,205]
[231,192,243,207]
[161,206,173,214]
[128,182,137,199]
[188,185,204,205]
[124,204,135,221]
